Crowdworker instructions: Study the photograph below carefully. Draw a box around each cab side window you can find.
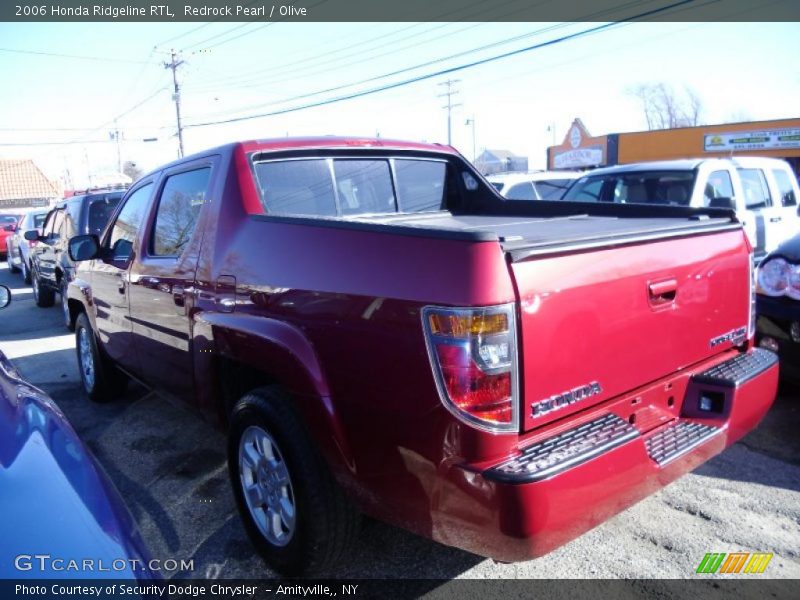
[41,210,57,238]
[108,184,153,261]
[738,168,772,209]
[772,169,798,207]
[704,170,734,206]
[151,167,211,256]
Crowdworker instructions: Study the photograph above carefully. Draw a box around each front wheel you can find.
[228,387,359,576]
[75,312,127,402]
[32,270,55,307]
[61,279,74,330]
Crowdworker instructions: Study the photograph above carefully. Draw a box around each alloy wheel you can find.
[239,425,296,547]
[78,326,95,392]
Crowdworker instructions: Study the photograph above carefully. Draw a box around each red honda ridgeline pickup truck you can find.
[65,138,778,575]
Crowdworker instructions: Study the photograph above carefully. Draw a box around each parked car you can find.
[0,285,157,580]
[487,170,580,200]
[756,233,800,382]
[26,190,123,328]
[6,208,48,283]
[65,137,777,575]
[562,157,800,262]
[0,214,21,259]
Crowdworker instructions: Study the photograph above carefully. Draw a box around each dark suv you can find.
[27,189,123,327]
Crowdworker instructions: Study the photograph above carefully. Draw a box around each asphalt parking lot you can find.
[1,263,799,581]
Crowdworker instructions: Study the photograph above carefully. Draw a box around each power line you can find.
[0,46,150,64]
[184,0,697,129]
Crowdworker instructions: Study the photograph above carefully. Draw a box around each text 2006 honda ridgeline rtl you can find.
[64,138,778,574]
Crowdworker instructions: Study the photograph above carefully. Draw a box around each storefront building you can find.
[548,117,800,177]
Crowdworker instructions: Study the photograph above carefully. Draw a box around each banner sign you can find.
[704,129,800,152]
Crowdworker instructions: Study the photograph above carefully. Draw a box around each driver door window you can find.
[107,184,153,261]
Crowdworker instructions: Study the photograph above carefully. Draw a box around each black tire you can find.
[60,278,74,331]
[228,386,359,576]
[75,312,128,402]
[22,259,32,284]
[8,249,20,274]
[32,270,55,307]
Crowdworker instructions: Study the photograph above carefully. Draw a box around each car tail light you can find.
[422,304,518,433]
[749,253,756,339]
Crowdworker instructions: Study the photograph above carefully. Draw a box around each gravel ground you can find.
[1,263,798,581]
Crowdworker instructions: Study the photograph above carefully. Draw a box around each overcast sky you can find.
[0,17,798,187]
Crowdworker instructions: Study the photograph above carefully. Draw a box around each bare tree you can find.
[629,83,704,130]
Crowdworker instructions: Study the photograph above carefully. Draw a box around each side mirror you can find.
[709,196,735,209]
[23,230,40,242]
[0,285,10,309]
[68,234,101,262]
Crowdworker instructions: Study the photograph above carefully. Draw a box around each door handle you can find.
[769,216,782,223]
[648,279,677,304]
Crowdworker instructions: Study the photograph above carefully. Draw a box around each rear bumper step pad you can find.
[691,348,778,388]
[485,413,638,483]
[644,421,721,466]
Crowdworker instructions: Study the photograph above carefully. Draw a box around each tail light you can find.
[422,304,519,433]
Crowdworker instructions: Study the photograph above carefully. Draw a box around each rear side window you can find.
[772,169,797,207]
[563,177,603,201]
[506,182,536,200]
[152,168,211,256]
[88,197,122,235]
[253,157,448,217]
[108,184,153,261]
[704,170,734,206]
[738,168,772,209]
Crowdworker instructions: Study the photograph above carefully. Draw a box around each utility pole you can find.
[110,120,122,173]
[164,49,185,158]
[437,79,461,146]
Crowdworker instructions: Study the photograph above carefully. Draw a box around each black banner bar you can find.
[2,0,799,23]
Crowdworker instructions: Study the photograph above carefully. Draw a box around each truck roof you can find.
[580,156,792,177]
[142,137,459,180]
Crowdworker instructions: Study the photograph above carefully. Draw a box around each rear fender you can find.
[195,312,355,476]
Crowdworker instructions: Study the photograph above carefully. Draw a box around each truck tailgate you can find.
[509,229,751,432]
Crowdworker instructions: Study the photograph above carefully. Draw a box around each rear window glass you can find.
[255,160,337,217]
[394,159,445,212]
[534,179,573,200]
[490,181,505,192]
[563,171,695,205]
[254,157,447,217]
[88,197,121,235]
[506,182,536,200]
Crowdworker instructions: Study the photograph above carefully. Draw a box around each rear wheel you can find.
[228,386,359,576]
[8,248,20,273]
[75,312,128,402]
[21,259,31,284]
[32,270,55,307]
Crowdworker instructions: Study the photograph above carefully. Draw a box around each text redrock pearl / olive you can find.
[185,5,308,17]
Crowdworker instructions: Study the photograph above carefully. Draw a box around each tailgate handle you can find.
[769,216,782,223]
[649,279,677,303]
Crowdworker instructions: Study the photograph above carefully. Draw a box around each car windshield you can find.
[0,215,19,225]
[563,170,696,205]
[88,197,122,235]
